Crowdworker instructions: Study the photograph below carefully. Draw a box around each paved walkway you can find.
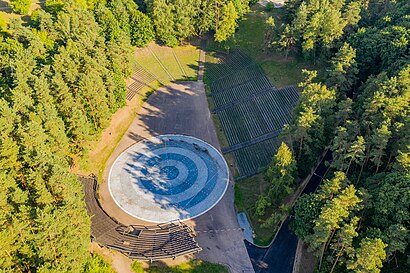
[198,39,206,81]
[245,151,332,273]
[99,81,254,272]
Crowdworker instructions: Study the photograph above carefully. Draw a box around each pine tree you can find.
[329,217,360,273]
[307,173,361,268]
[195,0,215,34]
[150,0,177,46]
[128,9,154,47]
[345,136,366,175]
[295,106,319,158]
[347,237,387,273]
[267,142,297,202]
[10,0,32,15]
[327,43,359,98]
[214,1,238,42]
[369,119,391,173]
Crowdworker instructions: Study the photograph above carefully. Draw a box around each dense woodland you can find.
[0,0,253,272]
[262,0,409,272]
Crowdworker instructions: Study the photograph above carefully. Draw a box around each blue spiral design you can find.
[126,139,220,210]
[110,135,229,222]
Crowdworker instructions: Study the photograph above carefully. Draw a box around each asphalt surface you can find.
[246,150,332,273]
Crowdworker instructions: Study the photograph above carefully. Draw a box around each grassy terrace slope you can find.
[126,42,200,101]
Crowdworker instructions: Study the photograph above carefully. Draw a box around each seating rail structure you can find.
[206,49,300,179]
[79,175,202,261]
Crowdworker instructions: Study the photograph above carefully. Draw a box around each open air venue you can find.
[108,135,229,223]
[1,1,408,273]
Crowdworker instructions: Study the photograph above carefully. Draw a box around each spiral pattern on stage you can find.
[108,135,229,223]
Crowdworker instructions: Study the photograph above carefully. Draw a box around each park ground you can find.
[80,42,253,271]
[79,3,317,273]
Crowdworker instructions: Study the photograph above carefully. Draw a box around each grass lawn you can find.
[207,5,316,88]
[173,45,200,80]
[136,46,173,85]
[150,43,186,81]
[132,260,228,273]
[234,6,315,88]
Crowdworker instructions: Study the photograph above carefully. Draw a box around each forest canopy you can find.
[266,1,410,272]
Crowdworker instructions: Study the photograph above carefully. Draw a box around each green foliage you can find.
[289,0,363,58]
[368,172,410,255]
[266,142,297,202]
[347,238,387,273]
[285,1,409,272]
[291,193,321,240]
[149,0,177,47]
[46,0,95,12]
[83,254,115,273]
[265,2,275,12]
[265,15,296,59]
[132,260,228,273]
[0,14,6,32]
[215,1,239,42]
[326,42,359,98]
[9,0,32,15]
[99,0,154,47]
[131,261,145,273]
[234,183,245,211]
[306,173,362,256]
[148,0,250,46]
[0,1,144,271]
[129,9,155,47]
[254,195,271,217]
[283,69,336,176]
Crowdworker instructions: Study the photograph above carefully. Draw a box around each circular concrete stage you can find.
[108,135,229,223]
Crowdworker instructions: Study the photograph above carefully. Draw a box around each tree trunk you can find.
[330,245,345,273]
[375,156,381,173]
[346,156,354,176]
[384,152,394,172]
[325,229,337,253]
[319,239,327,270]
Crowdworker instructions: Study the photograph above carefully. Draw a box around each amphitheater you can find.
[81,42,298,272]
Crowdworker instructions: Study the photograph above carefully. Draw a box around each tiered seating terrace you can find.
[79,175,202,261]
[205,49,300,178]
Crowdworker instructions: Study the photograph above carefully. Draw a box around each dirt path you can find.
[90,243,135,273]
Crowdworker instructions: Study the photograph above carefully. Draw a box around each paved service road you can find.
[246,218,298,273]
[246,151,332,273]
